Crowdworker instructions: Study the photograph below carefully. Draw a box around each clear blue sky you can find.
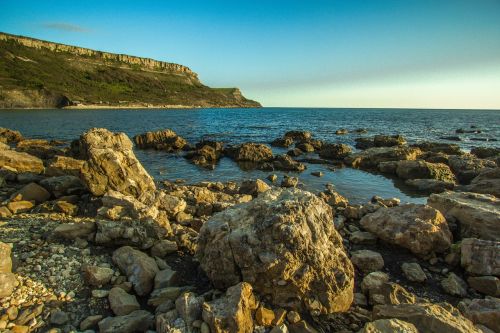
[1,0,500,108]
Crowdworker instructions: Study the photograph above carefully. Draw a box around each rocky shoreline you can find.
[0,126,499,333]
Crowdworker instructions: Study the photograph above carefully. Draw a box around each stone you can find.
[0,149,44,174]
[10,182,50,203]
[311,171,323,177]
[336,128,348,135]
[357,319,419,333]
[0,272,17,298]
[318,189,349,208]
[284,131,312,141]
[271,154,306,172]
[175,292,203,326]
[202,282,258,333]
[109,287,141,316]
[83,265,114,286]
[151,240,178,258]
[345,147,421,169]
[0,128,23,143]
[351,250,384,273]
[463,298,500,332]
[40,175,84,197]
[361,271,389,294]
[461,238,499,276]
[95,219,163,249]
[374,135,407,147]
[464,168,500,199]
[54,200,78,215]
[133,129,187,151]
[255,305,275,327]
[360,204,452,256]
[401,263,426,282]
[428,191,499,241]
[373,302,481,333]
[0,206,12,218]
[154,268,180,289]
[319,143,352,159]
[271,137,294,147]
[448,154,496,185]
[45,155,84,177]
[280,175,298,188]
[148,287,184,307]
[441,273,468,297]
[52,221,96,239]
[368,282,416,306]
[80,315,103,330]
[405,179,454,193]
[99,190,159,220]
[287,311,301,324]
[271,324,289,333]
[0,241,12,273]
[112,246,159,296]
[288,320,319,333]
[7,200,34,214]
[79,128,156,200]
[471,147,500,159]
[396,160,456,183]
[350,231,377,245]
[467,276,500,297]
[239,179,271,196]
[225,143,274,162]
[98,310,154,333]
[197,188,355,314]
[156,193,187,217]
[50,310,69,325]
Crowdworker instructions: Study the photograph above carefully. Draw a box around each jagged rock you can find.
[463,298,500,332]
[156,192,187,217]
[319,143,352,159]
[448,155,496,184]
[360,204,452,255]
[186,141,224,166]
[80,315,103,331]
[10,182,50,203]
[15,139,64,159]
[225,143,273,162]
[148,286,185,307]
[52,221,96,240]
[280,175,299,188]
[351,250,384,273]
[0,241,12,273]
[156,309,188,333]
[202,282,258,333]
[109,287,141,316]
[0,128,23,143]
[374,135,407,147]
[99,190,159,220]
[460,238,499,276]
[271,154,306,172]
[405,179,454,193]
[95,219,163,249]
[441,273,468,297]
[271,137,294,147]
[0,272,17,298]
[151,240,178,258]
[284,131,312,141]
[0,149,44,174]
[45,155,84,177]
[318,189,349,208]
[112,246,159,296]
[412,141,462,155]
[197,188,354,314]
[345,147,421,169]
[176,292,203,327]
[464,167,500,197]
[368,282,416,306]
[350,231,377,245]
[133,129,187,151]
[154,268,180,289]
[395,160,455,182]
[355,137,374,150]
[467,276,500,297]
[98,310,154,333]
[373,302,481,333]
[471,147,500,159]
[239,179,271,196]
[428,191,499,241]
[83,265,114,286]
[79,128,156,200]
[401,263,426,282]
[40,175,85,197]
[357,319,419,333]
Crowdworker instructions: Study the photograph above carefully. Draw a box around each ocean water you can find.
[1,108,499,204]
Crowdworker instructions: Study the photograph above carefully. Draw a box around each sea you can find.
[1,108,499,204]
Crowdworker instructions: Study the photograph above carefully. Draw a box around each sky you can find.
[1,0,500,109]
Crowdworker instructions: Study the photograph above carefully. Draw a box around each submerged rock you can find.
[396,160,455,183]
[79,128,156,200]
[345,147,421,169]
[197,188,354,314]
[225,143,274,163]
[319,143,352,160]
[360,204,452,256]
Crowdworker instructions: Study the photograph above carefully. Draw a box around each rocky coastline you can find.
[0,126,499,333]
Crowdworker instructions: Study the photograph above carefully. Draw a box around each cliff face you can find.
[0,32,261,108]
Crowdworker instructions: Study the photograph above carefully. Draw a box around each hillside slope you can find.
[0,32,261,108]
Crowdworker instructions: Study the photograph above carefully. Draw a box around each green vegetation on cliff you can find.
[0,32,261,108]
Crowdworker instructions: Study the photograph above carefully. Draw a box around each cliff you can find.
[0,32,261,108]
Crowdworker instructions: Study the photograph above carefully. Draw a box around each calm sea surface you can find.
[1,108,499,204]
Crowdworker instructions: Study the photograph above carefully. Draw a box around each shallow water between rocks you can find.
[1,107,499,204]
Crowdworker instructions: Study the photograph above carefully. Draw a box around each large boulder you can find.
[10,182,51,203]
[225,143,274,163]
[428,191,499,241]
[464,167,500,197]
[471,147,500,159]
[79,128,156,200]
[0,128,23,144]
[15,139,64,159]
[319,143,352,160]
[345,147,421,169]
[202,282,258,333]
[463,298,500,332]
[0,149,44,174]
[395,160,455,183]
[98,310,154,333]
[373,303,481,333]
[270,154,306,172]
[448,155,496,184]
[133,129,187,151]
[197,188,354,314]
[112,246,159,296]
[460,238,499,276]
[95,219,164,249]
[360,204,452,256]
